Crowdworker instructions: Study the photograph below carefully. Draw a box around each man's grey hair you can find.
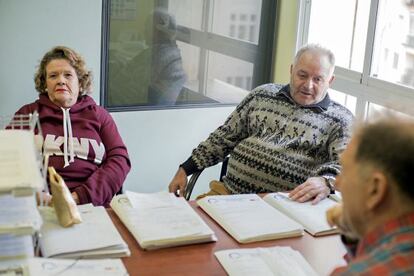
[294,44,335,69]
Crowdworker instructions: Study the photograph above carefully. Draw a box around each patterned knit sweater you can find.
[181,83,354,194]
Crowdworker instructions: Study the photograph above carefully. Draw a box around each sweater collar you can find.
[279,84,331,111]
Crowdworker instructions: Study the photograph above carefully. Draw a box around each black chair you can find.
[184,156,229,200]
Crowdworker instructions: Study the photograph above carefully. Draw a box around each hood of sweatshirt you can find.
[37,94,98,168]
[37,93,97,113]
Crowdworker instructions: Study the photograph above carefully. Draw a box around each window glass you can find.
[367,102,413,120]
[211,0,262,44]
[308,0,370,71]
[371,0,414,88]
[329,89,357,115]
[105,0,274,109]
[168,0,203,30]
[181,51,253,104]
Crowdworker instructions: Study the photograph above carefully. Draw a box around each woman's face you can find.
[45,59,80,108]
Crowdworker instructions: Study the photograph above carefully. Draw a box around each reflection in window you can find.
[238,25,246,40]
[206,51,253,103]
[104,0,274,109]
[249,25,255,42]
[211,0,262,44]
[229,25,236,37]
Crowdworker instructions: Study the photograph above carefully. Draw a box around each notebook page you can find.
[26,257,128,276]
[111,192,216,249]
[215,246,318,276]
[264,192,338,235]
[197,194,303,243]
[39,204,129,258]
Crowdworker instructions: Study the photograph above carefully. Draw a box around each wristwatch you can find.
[322,176,336,194]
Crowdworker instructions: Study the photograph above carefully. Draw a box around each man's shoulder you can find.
[245,83,286,101]
[15,101,39,115]
[252,83,285,94]
[327,99,355,123]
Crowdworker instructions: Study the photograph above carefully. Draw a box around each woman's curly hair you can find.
[34,46,93,96]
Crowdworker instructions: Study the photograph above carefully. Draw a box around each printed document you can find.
[215,246,318,276]
[263,192,339,236]
[197,194,303,243]
[25,257,128,276]
[110,191,217,250]
[39,204,130,258]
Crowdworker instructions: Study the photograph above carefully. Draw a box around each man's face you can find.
[289,51,334,106]
[336,137,368,237]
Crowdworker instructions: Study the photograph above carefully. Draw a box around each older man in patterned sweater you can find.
[169,44,354,204]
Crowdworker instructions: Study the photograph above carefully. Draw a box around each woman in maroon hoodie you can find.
[14,46,131,207]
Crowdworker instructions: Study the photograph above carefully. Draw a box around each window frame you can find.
[297,0,414,119]
[100,0,278,112]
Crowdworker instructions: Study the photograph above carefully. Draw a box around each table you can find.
[108,201,347,276]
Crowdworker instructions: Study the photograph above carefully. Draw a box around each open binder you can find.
[111,191,217,250]
[197,194,304,243]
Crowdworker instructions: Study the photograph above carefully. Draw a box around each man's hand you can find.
[326,203,344,228]
[289,176,330,204]
[168,167,188,197]
[326,204,359,240]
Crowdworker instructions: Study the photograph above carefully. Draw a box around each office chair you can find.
[184,156,229,200]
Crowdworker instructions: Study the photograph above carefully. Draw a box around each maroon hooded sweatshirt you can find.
[14,94,131,207]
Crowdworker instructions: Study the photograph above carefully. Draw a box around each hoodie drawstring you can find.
[61,107,75,167]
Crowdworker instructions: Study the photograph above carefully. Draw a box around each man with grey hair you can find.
[169,44,354,203]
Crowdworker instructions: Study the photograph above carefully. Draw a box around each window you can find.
[367,102,413,121]
[238,25,246,40]
[393,52,399,69]
[229,24,236,37]
[101,0,276,111]
[300,0,414,119]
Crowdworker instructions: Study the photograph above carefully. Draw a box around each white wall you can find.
[0,0,235,198]
[113,107,234,198]
[0,0,102,116]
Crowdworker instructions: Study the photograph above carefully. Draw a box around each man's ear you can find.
[365,171,388,211]
[328,74,336,86]
[290,64,293,75]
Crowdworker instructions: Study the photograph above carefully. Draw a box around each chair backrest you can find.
[184,156,229,200]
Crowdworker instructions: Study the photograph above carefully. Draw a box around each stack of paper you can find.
[25,257,128,276]
[0,233,34,260]
[0,130,44,195]
[215,246,318,276]
[110,191,217,250]
[0,194,42,260]
[0,130,45,263]
[197,194,303,243]
[0,194,42,235]
[263,192,339,236]
[39,204,130,258]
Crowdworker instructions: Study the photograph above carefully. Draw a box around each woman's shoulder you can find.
[15,100,39,115]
